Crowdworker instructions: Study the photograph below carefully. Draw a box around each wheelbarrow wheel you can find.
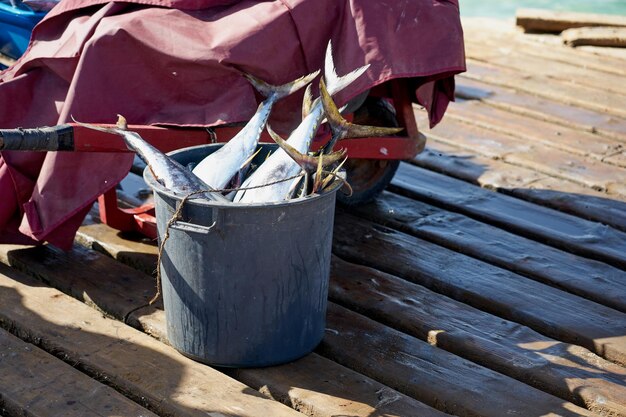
[337,96,400,206]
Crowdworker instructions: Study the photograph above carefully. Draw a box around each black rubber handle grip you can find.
[0,124,74,151]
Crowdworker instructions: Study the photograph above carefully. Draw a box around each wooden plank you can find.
[332,212,626,366]
[127,306,449,417]
[515,8,626,33]
[329,256,626,416]
[391,163,626,269]
[413,142,626,232]
[319,304,593,417]
[578,44,626,59]
[0,244,156,320]
[455,78,626,143]
[562,26,626,47]
[446,99,626,162]
[0,264,303,417]
[464,37,626,95]
[509,177,626,231]
[128,281,596,415]
[464,60,626,118]
[0,244,446,417]
[76,217,158,276]
[225,354,450,417]
[0,328,156,417]
[462,18,626,76]
[344,191,626,312]
[414,142,548,187]
[416,111,626,196]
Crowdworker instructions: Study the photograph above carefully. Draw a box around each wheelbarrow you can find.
[0,78,423,240]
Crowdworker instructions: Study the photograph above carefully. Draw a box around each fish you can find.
[266,124,347,196]
[73,115,229,202]
[234,40,370,203]
[191,70,319,190]
[267,78,402,197]
[318,77,404,154]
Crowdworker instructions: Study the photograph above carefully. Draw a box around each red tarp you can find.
[0,0,465,249]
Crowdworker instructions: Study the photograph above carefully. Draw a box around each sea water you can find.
[460,0,626,18]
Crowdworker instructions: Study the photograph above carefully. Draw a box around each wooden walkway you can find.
[1,18,626,417]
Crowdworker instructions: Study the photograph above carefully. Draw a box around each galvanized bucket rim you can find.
[143,143,344,209]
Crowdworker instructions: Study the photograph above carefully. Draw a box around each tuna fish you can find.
[234,40,370,203]
[266,124,347,197]
[267,78,402,198]
[318,77,403,155]
[73,115,229,202]
[191,70,319,190]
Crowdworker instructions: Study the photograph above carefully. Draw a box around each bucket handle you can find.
[170,220,217,235]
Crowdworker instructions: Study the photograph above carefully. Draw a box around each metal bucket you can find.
[144,143,339,367]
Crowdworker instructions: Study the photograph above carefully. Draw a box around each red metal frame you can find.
[95,79,421,239]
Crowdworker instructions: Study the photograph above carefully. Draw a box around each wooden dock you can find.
[1,18,626,417]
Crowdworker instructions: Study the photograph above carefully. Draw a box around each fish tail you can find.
[267,124,346,173]
[244,69,320,101]
[302,83,314,120]
[319,79,403,153]
[324,39,370,96]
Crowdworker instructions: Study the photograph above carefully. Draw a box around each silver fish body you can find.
[233,104,325,203]
[192,71,319,190]
[234,40,370,203]
[74,116,228,202]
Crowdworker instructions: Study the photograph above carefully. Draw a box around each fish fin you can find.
[240,147,263,170]
[319,78,348,146]
[267,124,346,173]
[244,70,320,101]
[320,80,403,153]
[321,156,347,190]
[71,115,121,135]
[324,39,370,96]
[312,150,325,192]
[302,84,314,120]
[115,114,128,130]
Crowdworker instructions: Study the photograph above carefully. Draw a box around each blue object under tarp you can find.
[0,1,46,62]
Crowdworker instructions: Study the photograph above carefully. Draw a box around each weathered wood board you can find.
[392,163,626,270]
[329,257,626,416]
[413,142,626,232]
[516,8,626,33]
[465,60,626,118]
[0,328,157,417]
[464,37,626,95]
[444,100,625,161]
[415,109,626,196]
[562,26,626,47]
[0,244,446,417]
[319,304,593,417]
[454,78,626,143]
[342,191,626,313]
[333,213,626,366]
[0,264,303,417]
[462,18,626,76]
